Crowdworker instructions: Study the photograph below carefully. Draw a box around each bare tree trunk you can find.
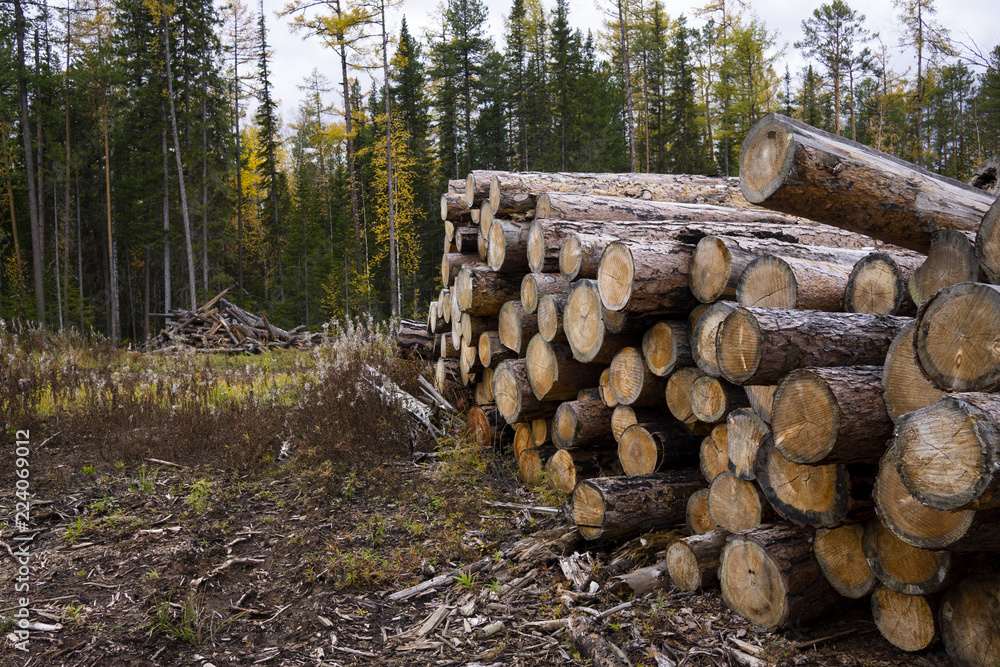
[201,96,208,290]
[64,0,71,326]
[162,112,171,313]
[617,0,637,172]
[76,170,83,330]
[16,0,44,327]
[54,176,62,329]
[143,246,150,341]
[104,111,117,343]
[233,40,244,291]
[381,0,397,317]
[35,29,47,312]
[0,130,24,286]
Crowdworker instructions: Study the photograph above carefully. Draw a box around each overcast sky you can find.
[248,0,999,128]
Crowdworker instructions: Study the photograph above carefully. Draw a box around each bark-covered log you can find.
[744,384,777,424]
[438,288,453,323]
[466,170,509,207]
[493,359,560,424]
[475,371,494,405]
[599,368,617,409]
[708,470,774,533]
[641,320,691,378]
[460,343,484,376]
[452,226,479,253]
[908,229,979,307]
[617,422,702,475]
[468,405,512,450]
[610,405,664,443]
[727,408,770,481]
[597,240,698,314]
[396,318,435,358]
[487,219,531,273]
[862,519,954,595]
[572,471,705,541]
[737,254,854,311]
[435,358,461,395]
[739,113,995,253]
[691,376,750,424]
[871,586,938,652]
[525,336,606,402]
[521,273,570,316]
[477,206,491,260]
[441,191,472,223]
[439,333,460,360]
[455,266,523,316]
[813,524,877,599]
[686,488,719,534]
[974,195,1000,283]
[914,282,1000,392]
[664,367,709,432]
[893,392,1000,511]
[552,397,615,450]
[700,423,730,482]
[881,321,944,423]
[845,252,915,315]
[665,529,730,591]
[537,293,568,343]
[690,301,737,377]
[498,301,537,355]
[428,301,448,334]
[478,331,517,369]
[563,279,642,363]
[459,313,497,351]
[608,346,668,407]
[546,448,619,495]
[716,306,908,385]
[940,573,1000,667]
[441,252,483,287]
[535,189,766,222]
[771,366,893,465]
[719,523,840,630]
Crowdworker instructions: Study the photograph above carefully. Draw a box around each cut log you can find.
[665,530,730,592]
[914,282,1000,392]
[460,343,484,376]
[396,319,435,358]
[871,586,938,652]
[690,301,737,377]
[610,405,663,443]
[465,170,503,208]
[441,252,482,287]
[536,187,763,221]
[608,346,667,407]
[700,424,730,482]
[447,178,465,195]
[771,366,892,465]
[487,219,531,273]
[727,408,770,481]
[531,417,551,446]
[537,293,567,343]
[617,422,702,475]
[435,358,461,395]
[428,301,448,335]
[881,321,944,423]
[708,470,774,533]
[908,229,979,307]
[552,397,615,451]
[439,288,452,323]
[441,192,472,223]
[513,422,553,486]
[572,471,705,541]
[493,359,559,424]
[691,376,749,424]
[475,373,494,405]
[813,524,877,599]
[597,240,698,314]
[755,435,857,528]
[893,393,1000,511]
[454,266,523,317]
[940,573,1000,667]
[975,195,1000,283]
[862,519,953,595]
[874,449,1000,552]
[845,252,914,315]
[439,333,460,360]
[478,331,516,369]
[563,279,642,363]
[477,207,490,260]
[459,313,497,351]
[719,523,840,630]
[498,301,537,355]
[468,405,510,450]
[739,113,995,253]
[452,226,479,253]
[546,448,619,495]
[744,385,777,424]
[664,367,709,432]
[525,336,606,402]
[686,488,718,535]
[737,254,855,311]
[521,273,570,316]
[641,320,691,378]
[716,307,908,385]
[599,368,617,408]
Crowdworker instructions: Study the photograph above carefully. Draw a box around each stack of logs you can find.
[405,113,1000,666]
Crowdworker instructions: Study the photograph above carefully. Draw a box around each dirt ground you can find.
[0,429,956,667]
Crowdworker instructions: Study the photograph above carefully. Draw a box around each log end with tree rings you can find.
[467,406,492,449]
[492,361,523,424]
[609,346,647,406]
[686,488,718,534]
[531,418,549,446]
[597,241,635,312]
[882,321,945,423]
[464,172,477,207]
[611,405,638,443]
[524,334,558,401]
[874,448,976,551]
[518,447,544,486]
[560,233,584,281]
[618,424,660,476]
[871,586,938,652]
[691,301,737,377]
[521,274,540,315]
[599,367,618,408]
[908,229,979,308]
[690,375,740,424]
[477,215,490,260]
[498,301,525,354]
[488,174,501,215]
[771,369,840,464]
[736,255,797,309]
[915,282,1000,392]
[726,408,769,481]
[642,321,682,377]
[708,470,769,533]
[690,236,734,303]
[440,192,450,222]
[716,307,764,385]
[744,384,777,424]
[738,114,796,204]
[700,424,729,483]
[814,524,877,599]
[755,435,850,528]
[975,196,1000,284]
[845,252,905,314]
[526,221,545,274]
[564,280,607,363]
[534,192,552,220]
[546,449,578,495]
[893,394,1000,511]
[940,574,1000,667]
[486,219,506,271]
[666,530,729,592]
[454,269,473,312]
[862,519,953,596]
[665,366,707,429]
[572,480,606,540]
[537,294,565,343]
[552,402,576,449]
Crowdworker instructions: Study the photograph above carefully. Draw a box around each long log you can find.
[597,240,696,314]
[552,397,615,450]
[525,336,606,402]
[974,195,1000,283]
[665,530,730,591]
[617,422,702,475]
[707,470,774,533]
[940,573,1000,667]
[396,318,435,358]
[739,112,995,253]
[813,524,877,599]
[726,408,770,481]
[608,346,667,407]
[771,366,892,465]
[719,523,840,630]
[871,586,938,652]
[535,187,765,222]
[441,252,483,287]
[498,301,537,355]
[521,273,570,316]
[478,331,516,369]
[908,229,980,307]
[690,376,749,424]
[914,282,1000,392]
[546,448,619,495]
[465,170,507,207]
[881,321,944,423]
[563,280,642,363]
[493,359,559,424]
[452,226,479,253]
[893,393,1000,511]
[441,192,472,223]
[537,293,567,343]
[686,488,719,534]
[716,306,908,385]
[454,266,523,317]
[845,252,915,315]
[862,519,954,596]
[459,312,497,350]
[690,301,737,377]
[572,471,705,541]
[487,219,531,273]
[641,320,691,378]
[737,254,854,311]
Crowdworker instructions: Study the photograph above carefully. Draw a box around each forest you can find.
[1,0,998,343]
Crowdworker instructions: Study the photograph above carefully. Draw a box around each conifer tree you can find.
[256,0,283,301]
[664,16,705,173]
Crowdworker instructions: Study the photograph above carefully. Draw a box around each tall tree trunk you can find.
[35,28,47,310]
[201,96,208,290]
[144,246,150,341]
[163,14,197,310]
[381,0,398,317]
[54,175,62,329]
[162,113,171,313]
[76,170,83,330]
[335,0,362,306]
[64,3,71,328]
[617,0,637,172]
[0,130,24,286]
[233,42,244,290]
[104,102,117,343]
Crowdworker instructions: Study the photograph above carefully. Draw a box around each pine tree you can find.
[255,0,283,301]
[443,0,491,173]
[978,45,1000,158]
[664,15,705,173]
[549,0,577,170]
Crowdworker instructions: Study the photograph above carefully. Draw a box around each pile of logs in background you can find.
[398,113,1000,667]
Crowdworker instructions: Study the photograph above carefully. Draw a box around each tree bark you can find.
[524,336,605,402]
[813,524,877,599]
[441,252,482,287]
[736,254,853,312]
[708,470,774,533]
[451,226,478,253]
[597,240,697,314]
[17,0,43,326]
[440,192,472,223]
[908,229,979,308]
[739,113,995,253]
[665,529,730,591]
[395,319,434,358]
[617,423,702,476]
[552,398,615,451]
[458,312,496,351]
[940,574,1000,667]
[862,519,954,596]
